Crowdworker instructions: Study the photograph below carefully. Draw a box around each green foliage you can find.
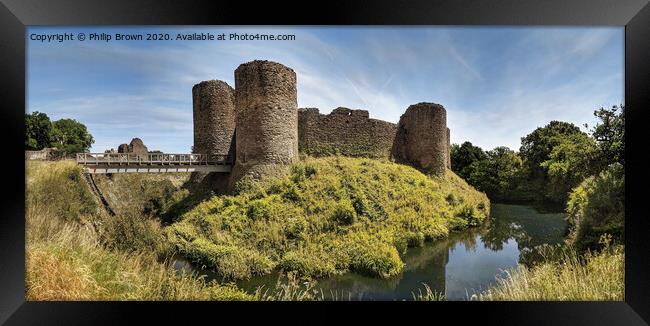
[466,146,525,201]
[520,121,583,176]
[25,111,95,155]
[175,237,274,280]
[166,157,489,280]
[451,141,488,180]
[25,111,53,150]
[519,121,595,203]
[566,164,624,252]
[50,118,95,155]
[591,105,624,166]
[331,198,357,225]
[540,132,601,202]
[279,246,339,278]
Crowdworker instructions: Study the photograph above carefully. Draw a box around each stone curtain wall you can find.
[391,103,448,176]
[230,60,298,186]
[25,148,56,160]
[298,107,397,159]
[192,80,236,159]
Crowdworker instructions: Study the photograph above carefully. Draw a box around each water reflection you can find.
[178,203,567,300]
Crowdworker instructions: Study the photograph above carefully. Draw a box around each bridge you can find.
[76,153,232,174]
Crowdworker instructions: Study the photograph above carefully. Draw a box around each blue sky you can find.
[27,26,623,153]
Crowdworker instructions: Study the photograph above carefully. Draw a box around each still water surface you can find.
[174,203,567,300]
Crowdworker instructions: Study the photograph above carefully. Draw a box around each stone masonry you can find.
[117,138,148,157]
[185,59,452,190]
[446,127,451,169]
[229,60,298,187]
[298,107,397,159]
[129,138,148,156]
[192,80,236,159]
[391,103,448,176]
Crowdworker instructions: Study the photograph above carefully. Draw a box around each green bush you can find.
[279,246,338,277]
[566,164,624,252]
[181,238,274,280]
[344,233,405,278]
[331,198,357,225]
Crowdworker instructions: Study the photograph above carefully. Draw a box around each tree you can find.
[25,111,52,150]
[450,141,487,180]
[540,132,601,202]
[519,121,590,203]
[468,146,523,200]
[519,121,583,178]
[590,105,624,166]
[50,118,94,155]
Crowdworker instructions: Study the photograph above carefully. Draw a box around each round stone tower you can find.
[230,60,298,187]
[192,80,236,159]
[391,102,447,176]
[446,127,451,169]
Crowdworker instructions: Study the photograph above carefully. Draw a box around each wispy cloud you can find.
[27,26,623,153]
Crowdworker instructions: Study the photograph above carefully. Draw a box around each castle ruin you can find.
[192,80,236,160]
[298,107,397,159]
[391,103,448,175]
[191,59,452,190]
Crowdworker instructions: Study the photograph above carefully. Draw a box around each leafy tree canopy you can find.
[519,121,584,178]
[451,141,487,180]
[590,105,624,166]
[50,118,94,154]
[25,111,52,150]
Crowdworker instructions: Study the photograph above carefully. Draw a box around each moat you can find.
[173,203,567,300]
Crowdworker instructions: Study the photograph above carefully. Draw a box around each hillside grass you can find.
[166,156,490,280]
[474,241,624,301]
[25,160,253,300]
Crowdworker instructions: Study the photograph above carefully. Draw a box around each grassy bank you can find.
[166,156,489,280]
[475,242,624,301]
[26,158,488,300]
[25,160,253,300]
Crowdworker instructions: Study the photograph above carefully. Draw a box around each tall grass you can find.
[474,241,624,301]
[411,283,445,301]
[26,160,253,301]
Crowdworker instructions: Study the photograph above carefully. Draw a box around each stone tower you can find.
[230,60,298,187]
[446,127,451,169]
[391,102,447,176]
[192,80,236,159]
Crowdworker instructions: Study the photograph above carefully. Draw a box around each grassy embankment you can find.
[27,157,489,300]
[26,160,253,300]
[475,241,623,301]
[166,156,490,280]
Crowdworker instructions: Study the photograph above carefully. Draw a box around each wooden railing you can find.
[76,153,232,166]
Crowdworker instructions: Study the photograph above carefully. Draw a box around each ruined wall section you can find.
[192,80,236,160]
[298,107,397,159]
[230,60,298,187]
[391,102,447,176]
